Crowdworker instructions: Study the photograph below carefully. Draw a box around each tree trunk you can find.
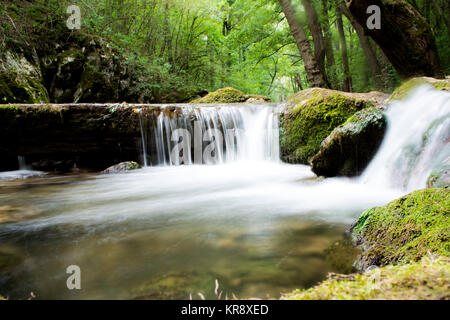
[278,0,328,88]
[346,0,444,79]
[340,2,383,90]
[160,0,171,58]
[335,0,352,92]
[321,0,335,67]
[321,0,336,88]
[301,0,329,87]
[378,47,395,90]
[431,0,450,40]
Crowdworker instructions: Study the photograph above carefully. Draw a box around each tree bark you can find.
[340,2,383,90]
[301,0,329,87]
[321,0,336,87]
[335,0,352,92]
[278,0,328,88]
[346,0,444,79]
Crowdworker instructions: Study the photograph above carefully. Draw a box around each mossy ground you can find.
[353,188,449,268]
[280,89,374,164]
[282,257,450,300]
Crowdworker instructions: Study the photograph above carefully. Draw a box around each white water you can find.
[361,85,450,192]
[0,156,45,181]
[143,104,280,166]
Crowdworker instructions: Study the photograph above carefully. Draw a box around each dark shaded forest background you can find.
[1,0,449,101]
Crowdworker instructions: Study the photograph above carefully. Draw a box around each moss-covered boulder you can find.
[0,51,49,104]
[351,188,449,271]
[103,161,141,174]
[282,257,450,300]
[191,87,271,103]
[191,87,247,103]
[279,88,387,164]
[311,107,387,177]
[388,76,450,102]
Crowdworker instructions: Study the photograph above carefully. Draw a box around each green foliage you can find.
[1,0,448,102]
[353,188,450,267]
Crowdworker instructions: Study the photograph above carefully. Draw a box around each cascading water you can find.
[17,156,28,170]
[361,85,450,192]
[141,104,280,166]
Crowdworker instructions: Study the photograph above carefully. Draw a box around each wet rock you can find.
[427,165,450,189]
[0,51,49,104]
[311,107,387,177]
[279,88,387,164]
[103,161,141,174]
[0,104,160,171]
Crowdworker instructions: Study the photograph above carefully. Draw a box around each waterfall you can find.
[361,85,450,191]
[137,110,149,167]
[17,156,28,170]
[141,104,280,166]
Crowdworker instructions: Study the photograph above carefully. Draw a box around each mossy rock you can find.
[282,256,450,300]
[388,76,450,102]
[103,161,141,174]
[0,51,48,104]
[279,88,385,164]
[245,94,272,103]
[351,188,450,270]
[190,87,271,104]
[311,107,387,177]
[191,87,248,103]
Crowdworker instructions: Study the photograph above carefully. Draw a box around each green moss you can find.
[0,104,19,110]
[191,87,247,103]
[282,257,450,300]
[352,188,449,268]
[78,63,117,103]
[280,90,373,163]
[388,77,450,102]
[127,161,141,170]
[0,71,48,104]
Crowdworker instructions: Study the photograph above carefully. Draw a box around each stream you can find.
[0,85,448,299]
